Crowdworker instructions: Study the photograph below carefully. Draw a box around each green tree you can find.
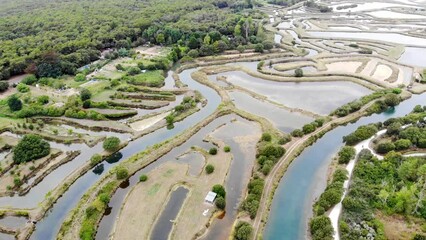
[103,137,121,152]
[13,134,50,164]
[224,146,231,152]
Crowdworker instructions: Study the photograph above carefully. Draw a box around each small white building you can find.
[204,191,217,204]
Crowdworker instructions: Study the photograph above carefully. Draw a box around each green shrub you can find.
[224,146,231,152]
[309,216,333,240]
[233,221,252,240]
[205,164,215,174]
[338,146,356,164]
[209,147,218,155]
[295,68,303,77]
[261,132,272,142]
[17,83,30,93]
[115,167,128,180]
[212,184,226,198]
[103,137,120,152]
[215,196,226,210]
[139,174,148,182]
[376,142,395,154]
[395,139,412,150]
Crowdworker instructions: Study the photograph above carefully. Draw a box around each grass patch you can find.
[125,70,165,87]
[148,183,161,196]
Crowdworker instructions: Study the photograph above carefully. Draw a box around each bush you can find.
[343,124,378,145]
[37,95,49,105]
[209,147,218,155]
[17,83,30,93]
[22,75,38,85]
[384,93,401,107]
[234,221,252,240]
[139,174,148,182]
[103,137,121,152]
[310,216,333,240]
[205,164,215,174]
[338,146,356,164]
[212,184,226,198]
[237,45,246,53]
[215,196,226,210]
[7,95,22,111]
[0,81,9,92]
[127,66,141,76]
[80,88,92,101]
[261,133,272,142]
[75,73,86,82]
[395,139,412,150]
[376,142,395,154]
[291,129,304,137]
[13,134,50,164]
[187,49,199,58]
[224,146,231,152]
[234,222,253,240]
[295,68,303,77]
[115,167,128,180]
[302,123,316,134]
[254,43,264,53]
[90,154,102,166]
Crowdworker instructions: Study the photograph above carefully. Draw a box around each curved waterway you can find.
[30,68,221,240]
[264,93,426,239]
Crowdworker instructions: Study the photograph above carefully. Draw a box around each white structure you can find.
[204,191,217,204]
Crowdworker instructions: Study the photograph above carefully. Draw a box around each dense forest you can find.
[0,0,262,80]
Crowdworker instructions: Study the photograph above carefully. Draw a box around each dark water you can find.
[150,187,189,240]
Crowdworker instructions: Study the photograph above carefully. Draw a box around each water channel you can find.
[264,93,426,239]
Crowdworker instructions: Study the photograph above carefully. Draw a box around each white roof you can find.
[205,191,217,202]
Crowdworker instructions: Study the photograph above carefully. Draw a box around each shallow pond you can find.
[264,93,426,239]
[368,10,426,19]
[216,71,372,115]
[150,186,189,240]
[0,216,27,229]
[0,232,14,240]
[308,31,426,47]
[176,151,205,176]
[229,91,313,133]
[274,34,282,44]
[398,47,426,67]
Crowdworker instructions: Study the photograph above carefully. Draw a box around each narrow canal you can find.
[264,93,426,239]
